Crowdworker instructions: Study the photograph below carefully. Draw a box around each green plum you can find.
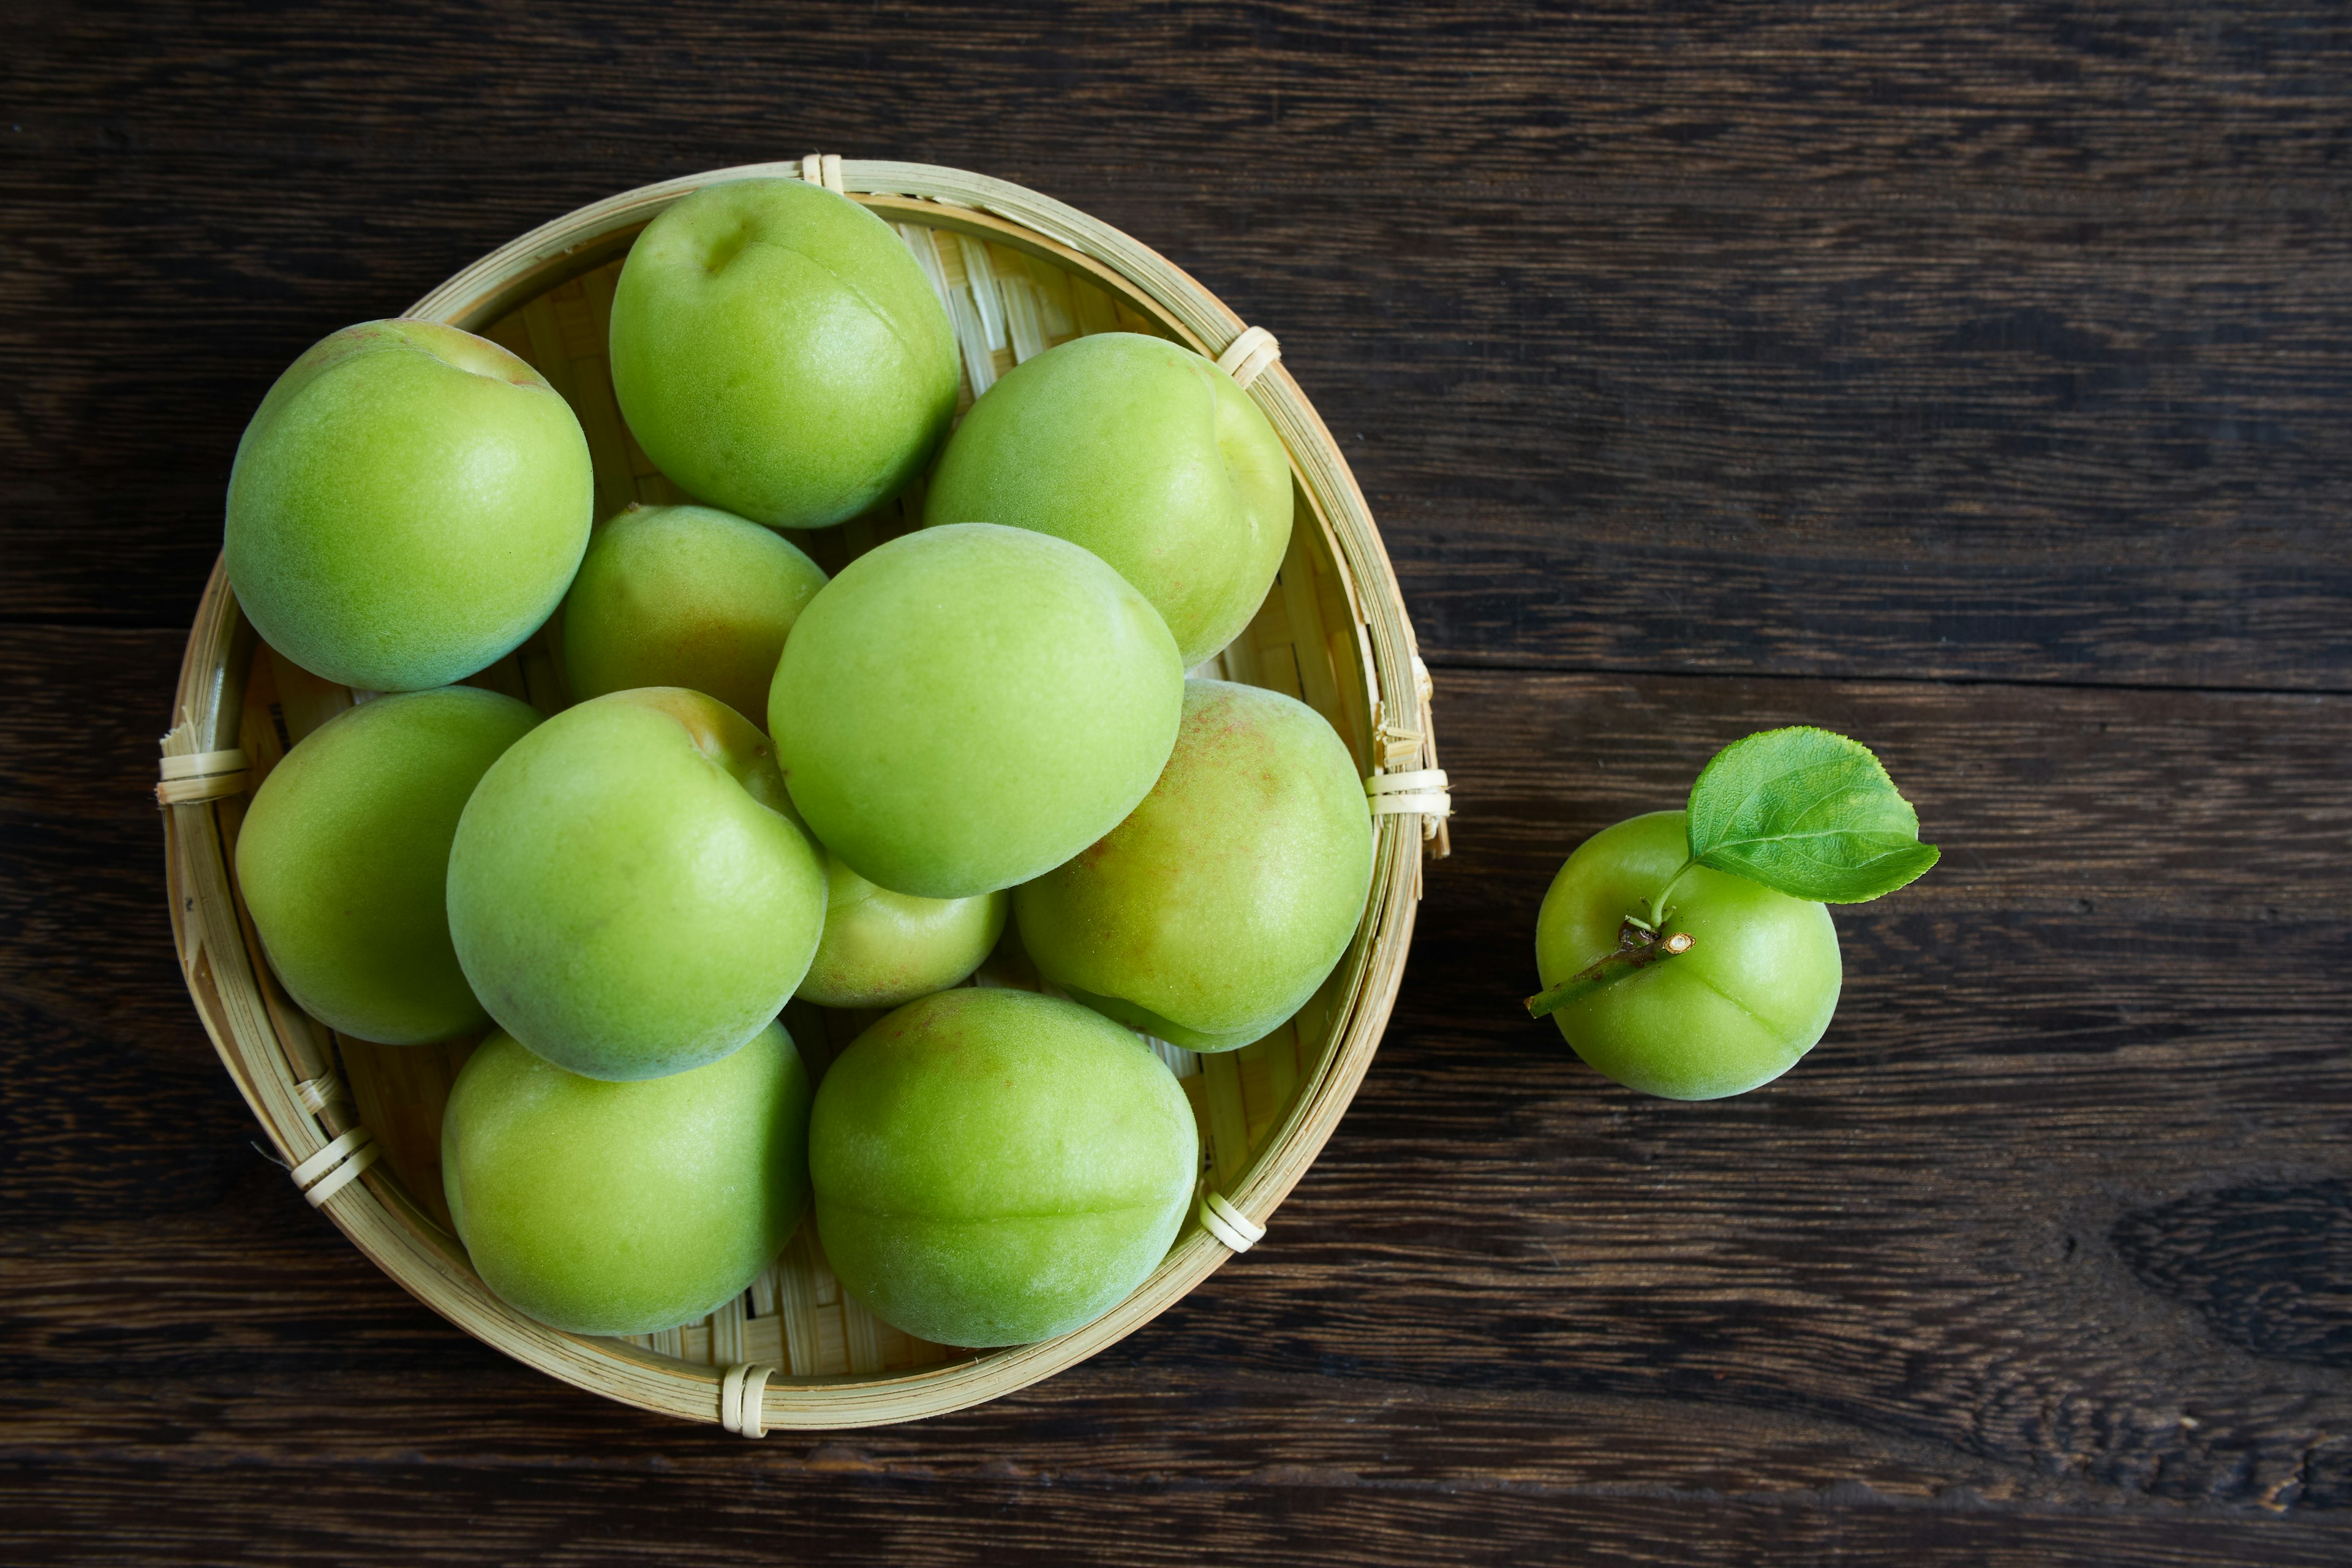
[447,687,826,1080]
[1017,679,1372,1052]
[560,502,827,723]
[225,319,593,692]
[923,333,1294,668]
[810,988,1197,1346]
[443,1022,812,1335]
[796,854,1007,1009]
[608,178,959,529]
[235,687,540,1044]
[769,523,1183,899]
[1534,811,1842,1099]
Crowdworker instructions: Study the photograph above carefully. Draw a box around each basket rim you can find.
[162,157,1442,1432]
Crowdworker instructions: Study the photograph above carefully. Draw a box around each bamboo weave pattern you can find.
[159,159,1441,1431]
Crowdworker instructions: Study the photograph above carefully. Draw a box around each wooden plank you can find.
[7,625,2352,1548]
[5,8,2351,690]
[1,1451,2349,1567]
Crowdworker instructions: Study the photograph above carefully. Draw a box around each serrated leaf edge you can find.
[1697,839,1941,904]
[1685,726,1937,905]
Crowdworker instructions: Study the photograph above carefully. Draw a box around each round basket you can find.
[158,157,1452,1433]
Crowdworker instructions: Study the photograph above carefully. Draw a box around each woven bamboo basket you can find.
[159,157,1451,1433]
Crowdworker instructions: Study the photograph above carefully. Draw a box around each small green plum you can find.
[443,1022,812,1335]
[447,687,826,1081]
[796,853,1007,1009]
[923,333,1293,667]
[769,524,1183,899]
[235,687,540,1044]
[1534,811,1842,1099]
[1017,679,1372,1052]
[608,178,959,529]
[560,503,827,723]
[809,988,1197,1347]
[225,319,593,691]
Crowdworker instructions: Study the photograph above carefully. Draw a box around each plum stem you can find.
[1525,922,1695,1020]
[1645,856,1698,931]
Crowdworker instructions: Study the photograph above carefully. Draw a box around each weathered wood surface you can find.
[15,2,2352,689]
[6,632,2349,1561]
[6,2,2351,1563]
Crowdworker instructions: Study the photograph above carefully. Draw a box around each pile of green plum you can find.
[225,178,1374,1347]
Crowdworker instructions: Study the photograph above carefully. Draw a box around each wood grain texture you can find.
[6,1,2352,1562]
[6,1461,2352,1568]
[6,628,2352,1561]
[9,2,2352,687]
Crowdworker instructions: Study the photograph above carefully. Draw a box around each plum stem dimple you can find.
[1525,921,1695,1020]
[704,225,752,274]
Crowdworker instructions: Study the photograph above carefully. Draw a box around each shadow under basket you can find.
[159,157,1452,1433]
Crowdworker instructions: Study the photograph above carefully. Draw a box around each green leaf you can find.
[1684,727,1940,903]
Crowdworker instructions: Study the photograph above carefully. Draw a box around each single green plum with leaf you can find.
[1529,728,1939,1099]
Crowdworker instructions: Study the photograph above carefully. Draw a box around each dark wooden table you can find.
[8,4,2351,1563]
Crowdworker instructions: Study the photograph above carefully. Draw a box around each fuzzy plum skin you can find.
[447,688,826,1080]
[560,503,827,724]
[1535,810,1842,1099]
[769,524,1183,899]
[235,687,540,1044]
[809,989,1198,1348]
[608,179,959,529]
[225,319,593,692]
[443,1023,812,1335]
[923,333,1294,667]
[1016,679,1373,1052]
[795,854,1007,1009]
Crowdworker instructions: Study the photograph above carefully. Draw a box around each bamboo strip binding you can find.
[156,744,249,804]
[162,156,1446,1433]
[1215,325,1281,391]
[1197,1189,1267,1253]
[1367,767,1453,820]
[290,1126,382,1208]
[719,1362,778,1438]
